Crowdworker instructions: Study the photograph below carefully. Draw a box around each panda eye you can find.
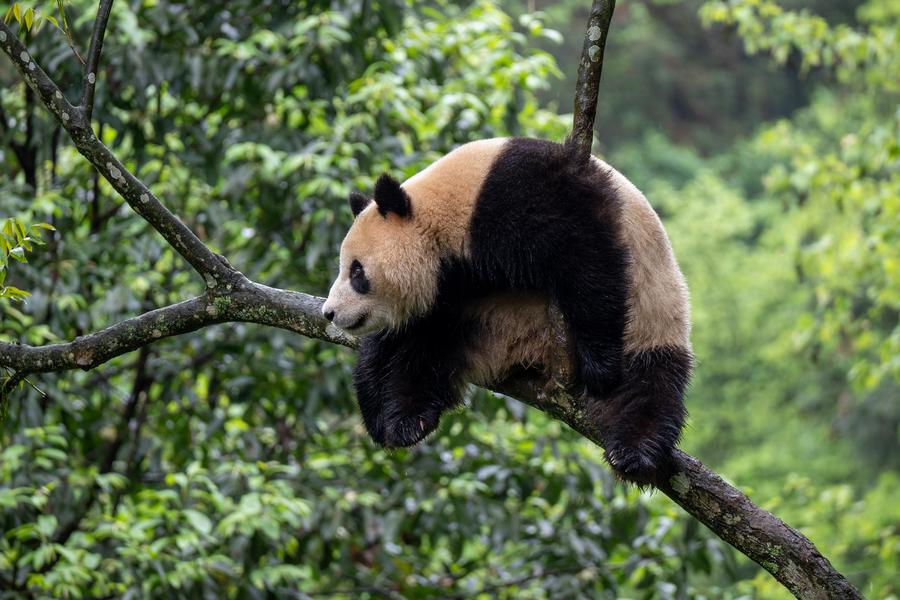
[350,259,370,294]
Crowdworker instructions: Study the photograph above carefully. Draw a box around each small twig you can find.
[22,376,46,396]
[1,370,28,416]
[2,368,26,392]
[81,0,114,119]
[570,0,616,162]
[56,0,86,65]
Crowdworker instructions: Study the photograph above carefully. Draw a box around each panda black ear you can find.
[373,173,411,218]
[349,191,371,217]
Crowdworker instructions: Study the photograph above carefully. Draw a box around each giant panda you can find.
[322,137,692,480]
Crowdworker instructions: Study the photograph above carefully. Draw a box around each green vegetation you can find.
[1,0,898,598]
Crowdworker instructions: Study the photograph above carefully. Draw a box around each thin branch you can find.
[81,0,114,119]
[0,21,237,286]
[54,0,85,66]
[570,0,616,161]
[1,370,27,399]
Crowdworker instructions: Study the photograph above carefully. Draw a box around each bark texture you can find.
[570,0,616,160]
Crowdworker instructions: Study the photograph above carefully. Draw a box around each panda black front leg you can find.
[354,328,464,449]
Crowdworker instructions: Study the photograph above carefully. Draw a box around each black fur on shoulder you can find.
[354,259,479,447]
[594,346,693,484]
[373,174,411,218]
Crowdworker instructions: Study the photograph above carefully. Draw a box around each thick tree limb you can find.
[571,0,616,161]
[0,12,862,600]
[81,0,115,119]
[0,281,356,375]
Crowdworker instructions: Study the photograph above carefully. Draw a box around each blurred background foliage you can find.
[1,0,898,597]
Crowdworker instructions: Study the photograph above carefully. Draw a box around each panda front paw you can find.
[380,407,442,449]
[359,403,387,446]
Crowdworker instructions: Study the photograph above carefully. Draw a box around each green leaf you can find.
[8,247,26,262]
[184,509,213,535]
[1,286,31,300]
[24,6,33,29]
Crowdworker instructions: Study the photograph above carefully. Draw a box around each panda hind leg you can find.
[593,346,692,484]
[553,267,627,397]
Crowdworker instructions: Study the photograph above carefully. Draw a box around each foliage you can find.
[1,0,898,598]
[0,219,54,301]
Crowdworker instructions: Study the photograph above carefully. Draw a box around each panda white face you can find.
[322,182,441,335]
[322,253,395,335]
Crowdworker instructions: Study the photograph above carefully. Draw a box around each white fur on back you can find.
[593,158,691,353]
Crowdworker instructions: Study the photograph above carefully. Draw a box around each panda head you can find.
[322,174,441,334]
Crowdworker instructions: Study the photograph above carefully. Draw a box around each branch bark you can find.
[81,0,114,120]
[571,0,616,161]
[0,10,862,600]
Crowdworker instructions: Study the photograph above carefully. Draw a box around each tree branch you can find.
[0,21,236,286]
[571,0,616,161]
[0,282,356,375]
[0,11,862,600]
[81,0,114,120]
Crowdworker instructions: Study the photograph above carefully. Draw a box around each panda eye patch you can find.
[350,259,370,294]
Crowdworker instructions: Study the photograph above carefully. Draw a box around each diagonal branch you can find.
[0,21,237,286]
[570,0,616,161]
[81,0,115,119]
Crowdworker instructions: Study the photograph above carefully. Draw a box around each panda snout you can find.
[323,309,335,322]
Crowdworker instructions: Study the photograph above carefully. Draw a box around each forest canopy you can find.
[1,0,898,598]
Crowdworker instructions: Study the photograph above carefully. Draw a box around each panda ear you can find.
[349,191,371,217]
[373,174,411,218]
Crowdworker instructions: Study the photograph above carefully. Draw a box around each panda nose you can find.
[324,309,335,322]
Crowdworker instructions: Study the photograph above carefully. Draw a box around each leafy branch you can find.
[0,2,861,598]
